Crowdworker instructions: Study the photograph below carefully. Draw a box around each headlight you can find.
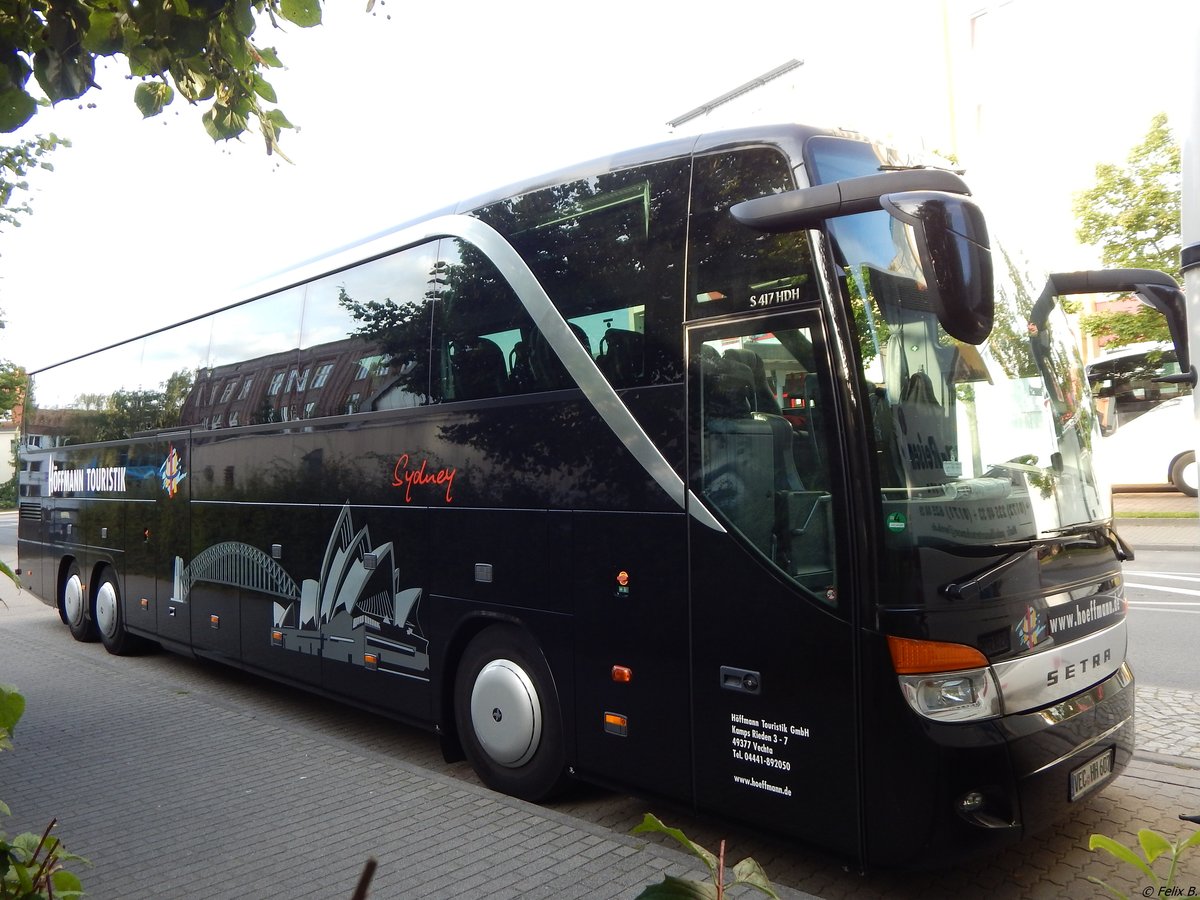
[897,668,1001,722]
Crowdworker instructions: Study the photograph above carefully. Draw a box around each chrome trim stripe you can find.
[390,214,725,532]
[1028,711,1131,778]
[993,618,1128,715]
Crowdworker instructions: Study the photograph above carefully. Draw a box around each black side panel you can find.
[571,510,691,801]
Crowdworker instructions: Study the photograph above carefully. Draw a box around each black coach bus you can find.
[17,124,1162,868]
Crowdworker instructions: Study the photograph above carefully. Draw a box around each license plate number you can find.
[1069,748,1114,801]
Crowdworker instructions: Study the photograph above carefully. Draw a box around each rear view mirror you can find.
[1037,269,1195,386]
[730,172,995,345]
[880,192,994,345]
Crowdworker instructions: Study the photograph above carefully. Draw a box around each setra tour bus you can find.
[17,123,1187,868]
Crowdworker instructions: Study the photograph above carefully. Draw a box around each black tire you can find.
[1170,451,1198,498]
[453,625,567,802]
[61,562,98,643]
[94,567,147,656]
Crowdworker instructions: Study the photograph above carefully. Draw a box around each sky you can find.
[1,0,1196,375]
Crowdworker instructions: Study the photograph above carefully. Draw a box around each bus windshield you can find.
[809,139,1108,550]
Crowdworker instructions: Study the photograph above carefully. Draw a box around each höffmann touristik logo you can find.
[48,459,128,494]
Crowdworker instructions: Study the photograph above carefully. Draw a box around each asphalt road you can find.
[1124,549,1200,690]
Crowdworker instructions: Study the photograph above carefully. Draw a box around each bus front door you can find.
[687,318,862,858]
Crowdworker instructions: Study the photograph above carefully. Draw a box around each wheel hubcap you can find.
[95,580,118,638]
[63,574,85,627]
[470,659,541,768]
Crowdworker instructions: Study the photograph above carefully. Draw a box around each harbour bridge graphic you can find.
[173,504,429,679]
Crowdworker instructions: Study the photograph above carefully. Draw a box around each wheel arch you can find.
[436,611,563,764]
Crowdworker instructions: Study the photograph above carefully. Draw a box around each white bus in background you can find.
[1084,339,1196,497]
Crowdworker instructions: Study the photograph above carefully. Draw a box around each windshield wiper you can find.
[941,548,1035,601]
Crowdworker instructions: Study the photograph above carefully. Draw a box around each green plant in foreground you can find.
[1,684,86,899]
[1088,824,1200,899]
[632,813,780,899]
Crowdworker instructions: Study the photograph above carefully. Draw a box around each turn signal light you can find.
[604,712,628,736]
[887,635,988,674]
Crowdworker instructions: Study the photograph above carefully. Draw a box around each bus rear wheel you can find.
[1171,451,1197,497]
[95,568,147,656]
[454,625,567,802]
[61,562,97,643]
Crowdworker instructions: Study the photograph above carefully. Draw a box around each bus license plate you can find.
[1069,748,1114,801]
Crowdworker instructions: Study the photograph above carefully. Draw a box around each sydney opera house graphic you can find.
[175,504,429,678]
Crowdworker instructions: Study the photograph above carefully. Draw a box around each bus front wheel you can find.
[1171,451,1197,497]
[61,562,97,643]
[453,625,567,802]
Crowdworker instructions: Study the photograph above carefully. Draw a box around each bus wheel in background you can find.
[454,625,567,802]
[1171,451,1198,497]
[61,562,97,642]
[94,568,146,656]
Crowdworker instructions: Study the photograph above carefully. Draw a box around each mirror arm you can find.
[1038,269,1194,385]
[730,169,970,232]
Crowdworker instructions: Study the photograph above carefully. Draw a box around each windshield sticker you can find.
[1014,606,1048,651]
[696,291,727,304]
[885,512,908,533]
[392,453,456,503]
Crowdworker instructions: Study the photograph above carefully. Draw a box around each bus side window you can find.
[474,157,690,388]
[431,237,539,402]
[302,242,439,414]
[696,330,837,603]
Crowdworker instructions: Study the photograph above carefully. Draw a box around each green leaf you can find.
[134,82,175,118]
[0,86,38,133]
[203,103,249,141]
[1089,834,1157,882]
[0,799,10,816]
[634,875,719,899]
[33,49,96,103]
[0,685,26,738]
[1138,829,1173,865]
[263,107,294,130]
[253,75,277,103]
[51,867,85,896]
[631,815,718,873]
[1180,829,1200,851]
[1086,873,1132,900]
[257,46,283,67]
[233,0,257,37]
[82,10,125,56]
[730,858,780,898]
[171,63,213,102]
[279,0,323,27]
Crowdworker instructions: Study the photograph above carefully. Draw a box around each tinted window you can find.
[687,148,819,320]
[431,237,537,401]
[26,316,212,446]
[190,287,304,427]
[304,243,438,413]
[474,157,691,388]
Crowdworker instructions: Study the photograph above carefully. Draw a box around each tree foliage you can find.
[1072,113,1181,347]
[0,0,326,157]
[0,131,67,230]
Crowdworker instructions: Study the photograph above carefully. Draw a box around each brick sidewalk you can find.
[0,584,817,900]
